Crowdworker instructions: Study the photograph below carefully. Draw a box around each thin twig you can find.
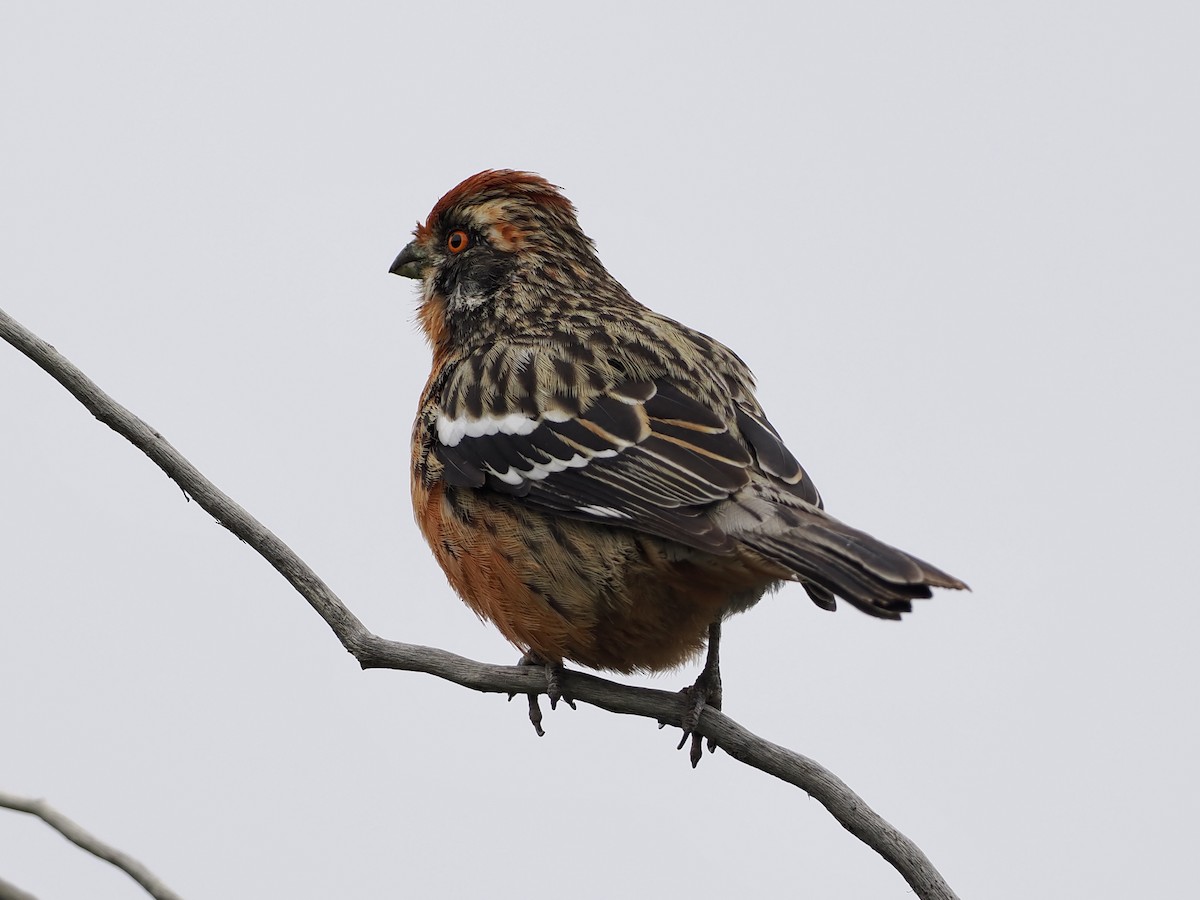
[0,792,182,900]
[0,306,959,900]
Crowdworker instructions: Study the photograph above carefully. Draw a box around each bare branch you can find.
[0,306,959,900]
[0,792,182,900]
[0,875,39,900]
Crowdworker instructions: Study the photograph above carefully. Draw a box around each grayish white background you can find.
[3,3,1197,897]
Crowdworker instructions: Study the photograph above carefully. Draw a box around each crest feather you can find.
[415,170,575,241]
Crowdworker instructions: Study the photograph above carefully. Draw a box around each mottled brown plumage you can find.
[393,169,966,690]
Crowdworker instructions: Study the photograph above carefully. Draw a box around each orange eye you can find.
[447,230,470,254]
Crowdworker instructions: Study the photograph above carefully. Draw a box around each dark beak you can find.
[389,240,427,279]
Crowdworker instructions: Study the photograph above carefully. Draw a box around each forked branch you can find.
[0,307,959,900]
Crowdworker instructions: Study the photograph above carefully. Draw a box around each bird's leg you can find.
[678,621,723,767]
[510,652,575,737]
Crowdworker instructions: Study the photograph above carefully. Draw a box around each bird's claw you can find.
[516,653,573,736]
[674,622,723,767]
[677,669,722,766]
[527,693,546,737]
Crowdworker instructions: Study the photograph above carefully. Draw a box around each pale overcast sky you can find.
[2,3,1197,898]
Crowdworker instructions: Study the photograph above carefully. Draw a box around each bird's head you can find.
[390,170,604,354]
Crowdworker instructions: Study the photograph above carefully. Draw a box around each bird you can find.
[390,169,966,763]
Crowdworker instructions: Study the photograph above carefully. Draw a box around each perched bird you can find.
[391,170,966,760]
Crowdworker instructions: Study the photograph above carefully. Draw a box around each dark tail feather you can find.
[802,581,838,612]
[744,511,967,619]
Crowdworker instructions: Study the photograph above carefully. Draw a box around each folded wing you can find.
[435,377,756,552]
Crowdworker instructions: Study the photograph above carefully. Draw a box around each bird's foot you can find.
[677,663,722,767]
[671,622,724,767]
[508,653,575,737]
